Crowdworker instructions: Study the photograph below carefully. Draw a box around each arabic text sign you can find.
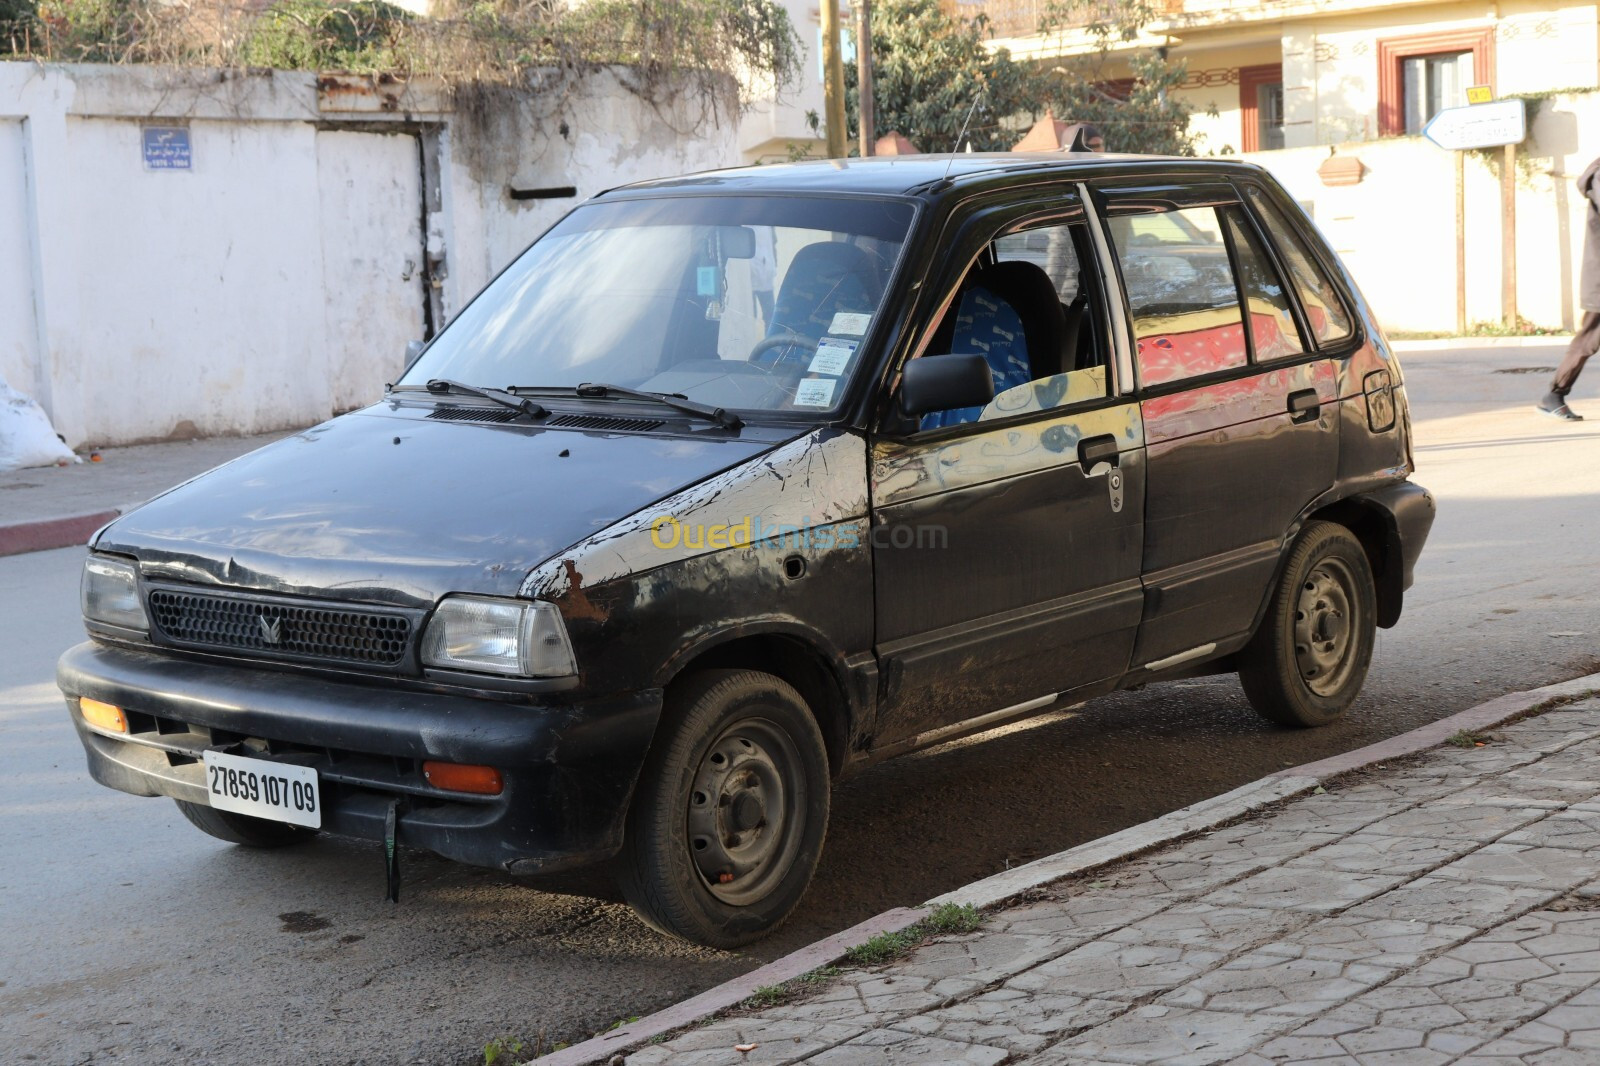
[142,126,192,171]
[1423,100,1526,151]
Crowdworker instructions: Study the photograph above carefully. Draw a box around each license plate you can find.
[201,750,321,829]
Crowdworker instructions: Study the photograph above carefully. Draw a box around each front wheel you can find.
[617,669,830,949]
[175,799,318,847]
[1240,521,1377,728]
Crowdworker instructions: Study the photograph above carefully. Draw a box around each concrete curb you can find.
[535,908,929,1066]
[0,509,119,558]
[535,670,1600,1065]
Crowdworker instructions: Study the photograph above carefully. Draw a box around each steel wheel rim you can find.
[1293,557,1358,697]
[686,717,807,906]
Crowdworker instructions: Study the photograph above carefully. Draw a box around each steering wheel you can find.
[748,331,817,368]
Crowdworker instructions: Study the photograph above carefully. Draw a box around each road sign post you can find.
[1424,99,1527,329]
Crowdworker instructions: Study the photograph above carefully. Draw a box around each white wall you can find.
[0,119,40,401]
[0,63,741,447]
[1244,92,1600,334]
[1281,0,1599,149]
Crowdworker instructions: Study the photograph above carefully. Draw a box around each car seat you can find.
[919,260,1067,430]
[754,241,883,368]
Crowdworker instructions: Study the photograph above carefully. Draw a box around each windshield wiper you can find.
[514,383,742,430]
[407,379,548,419]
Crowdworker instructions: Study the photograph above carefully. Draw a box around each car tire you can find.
[1240,521,1376,728]
[175,799,318,847]
[617,668,830,949]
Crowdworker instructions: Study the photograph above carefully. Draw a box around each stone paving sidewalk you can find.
[625,700,1600,1066]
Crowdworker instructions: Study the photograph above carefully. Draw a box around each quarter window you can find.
[1107,205,1248,387]
[1244,187,1354,346]
[1222,207,1305,362]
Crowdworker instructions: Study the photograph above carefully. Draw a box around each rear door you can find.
[869,190,1146,749]
[1094,181,1339,670]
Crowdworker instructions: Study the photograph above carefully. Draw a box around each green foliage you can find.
[7,0,800,112]
[482,1035,524,1066]
[237,0,412,73]
[924,902,983,935]
[1032,0,1197,155]
[842,0,1194,156]
[743,984,790,1008]
[33,0,135,62]
[844,0,1035,152]
[1,0,37,55]
[844,924,925,965]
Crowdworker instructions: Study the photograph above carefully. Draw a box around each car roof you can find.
[600,153,1272,201]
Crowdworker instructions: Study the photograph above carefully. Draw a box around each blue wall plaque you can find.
[142,126,192,171]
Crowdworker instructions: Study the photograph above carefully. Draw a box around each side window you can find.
[1107,204,1248,387]
[918,220,1108,431]
[1221,207,1306,362]
[1244,186,1355,346]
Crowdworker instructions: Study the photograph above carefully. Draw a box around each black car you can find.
[59,154,1433,947]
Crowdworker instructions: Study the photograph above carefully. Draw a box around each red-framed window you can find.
[1376,28,1495,137]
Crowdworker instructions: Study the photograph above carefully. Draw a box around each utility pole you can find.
[1502,141,1518,327]
[821,0,848,158]
[856,0,875,157]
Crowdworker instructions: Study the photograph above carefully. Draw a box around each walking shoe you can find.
[1538,393,1584,421]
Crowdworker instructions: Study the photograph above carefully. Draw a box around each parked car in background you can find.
[60,154,1433,947]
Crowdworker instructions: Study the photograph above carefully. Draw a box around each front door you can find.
[869,206,1145,750]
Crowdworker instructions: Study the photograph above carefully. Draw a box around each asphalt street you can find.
[3,342,1598,1065]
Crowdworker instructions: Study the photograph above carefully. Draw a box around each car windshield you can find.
[400,195,917,416]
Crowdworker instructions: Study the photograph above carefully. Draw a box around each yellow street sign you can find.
[1466,85,1493,104]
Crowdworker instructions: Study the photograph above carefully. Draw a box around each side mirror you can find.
[898,353,994,417]
[404,340,425,371]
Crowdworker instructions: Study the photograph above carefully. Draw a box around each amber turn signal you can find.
[80,698,128,734]
[422,761,503,795]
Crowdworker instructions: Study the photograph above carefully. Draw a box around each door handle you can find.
[1288,388,1320,423]
[1078,434,1119,472]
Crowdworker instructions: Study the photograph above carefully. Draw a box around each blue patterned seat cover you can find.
[919,287,1034,430]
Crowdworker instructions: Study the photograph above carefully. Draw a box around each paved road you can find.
[3,342,1597,1065]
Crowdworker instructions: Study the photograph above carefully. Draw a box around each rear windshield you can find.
[401,195,917,415]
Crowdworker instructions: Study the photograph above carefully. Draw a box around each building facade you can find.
[976,0,1599,156]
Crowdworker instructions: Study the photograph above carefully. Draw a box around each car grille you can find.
[146,588,415,668]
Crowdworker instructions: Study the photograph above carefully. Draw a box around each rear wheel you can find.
[617,669,830,948]
[1240,521,1376,728]
[175,799,317,847]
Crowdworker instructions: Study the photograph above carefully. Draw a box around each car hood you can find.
[95,406,789,608]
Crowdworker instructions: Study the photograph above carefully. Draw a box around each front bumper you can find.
[58,641,662,874]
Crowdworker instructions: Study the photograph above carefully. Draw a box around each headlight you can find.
[420,596,576,678]
[81,555,148,633]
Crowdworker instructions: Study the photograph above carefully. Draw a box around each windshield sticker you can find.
[829,312,871,335]
[808,338,858,376]
[793,378,838,407]
[696,266,718,296]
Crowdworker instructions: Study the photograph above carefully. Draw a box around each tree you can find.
[841,0,1197,157]
[843,0,1037,153]
[1,0,37,55]
[1031,0,1197,155]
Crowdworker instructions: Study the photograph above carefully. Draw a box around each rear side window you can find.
[1107,205,1247,387]
[1221,207,1306,362]
[1244,186,1355,346]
